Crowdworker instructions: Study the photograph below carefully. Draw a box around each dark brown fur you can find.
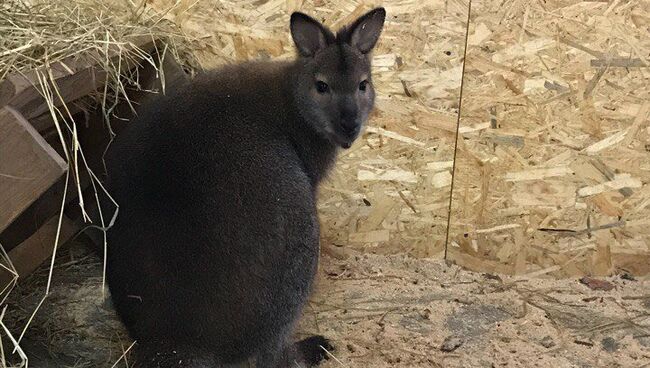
[104,8,385,368]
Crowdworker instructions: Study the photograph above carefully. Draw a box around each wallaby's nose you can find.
[340,100,359,136]
[340,119,359,135]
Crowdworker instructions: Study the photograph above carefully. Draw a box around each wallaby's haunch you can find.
[105,7,385,368]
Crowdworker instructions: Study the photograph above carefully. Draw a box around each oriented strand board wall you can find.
[317,0,468,257]
[151,0,469,257]
[448,0,650,276]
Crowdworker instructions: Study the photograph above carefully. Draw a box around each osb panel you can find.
[149,0,469,257]
[449,0,650,276]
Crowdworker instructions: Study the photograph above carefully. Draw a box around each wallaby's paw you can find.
[297,335,334,366]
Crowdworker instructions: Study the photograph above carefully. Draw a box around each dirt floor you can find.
[3,238,649,368]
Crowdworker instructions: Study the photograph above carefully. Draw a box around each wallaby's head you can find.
[290,8,386,148]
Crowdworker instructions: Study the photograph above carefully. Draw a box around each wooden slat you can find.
[0,107,67,232]
[0,49,188,251]
[0,173,85,252]
[25,47,188,140]
[0,36,158,121]
[0,42,187,249]
[0,215,76,289]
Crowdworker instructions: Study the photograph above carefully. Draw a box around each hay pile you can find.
[0,0,193,76]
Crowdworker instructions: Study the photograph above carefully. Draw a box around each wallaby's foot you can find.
[255,335,334,368]
[296,335,334,366]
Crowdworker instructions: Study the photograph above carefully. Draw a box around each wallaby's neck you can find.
[284,64,339,189]
[289,120,339,188]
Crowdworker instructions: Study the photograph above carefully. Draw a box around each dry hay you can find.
[0,0,193,236]
[0,0,195,106]
[449,0,650,277]
[1,243,125,367]
[148,0,470,258]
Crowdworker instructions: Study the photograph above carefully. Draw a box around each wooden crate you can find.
[0,107,67,233]
[0,37,187,285]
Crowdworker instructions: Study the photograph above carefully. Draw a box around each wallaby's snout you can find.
[290,7,386,149]
[337,97,361,147]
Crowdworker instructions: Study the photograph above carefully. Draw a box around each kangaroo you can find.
[104,7,385,368]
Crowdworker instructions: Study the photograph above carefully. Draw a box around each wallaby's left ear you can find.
[348,7,386,54]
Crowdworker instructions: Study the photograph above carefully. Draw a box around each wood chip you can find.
[583,131,627,155]
[475,224,521,234]
[621,101,650,147]
[365,126,425,147]
[440,336,464,352]
[357,192,396,232]
[504,166,573,182]
[427,161,454,171]
[357,169,418,183]
[349,230,390,243]
[579,277,614,291]
[577,175,642,197]
[431,171,452,188]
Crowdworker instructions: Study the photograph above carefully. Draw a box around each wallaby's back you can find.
[106,62,320,359]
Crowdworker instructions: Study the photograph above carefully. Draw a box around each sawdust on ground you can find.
[4,239,649,367]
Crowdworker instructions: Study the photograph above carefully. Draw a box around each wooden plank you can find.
[0,51,189,251]
[0,215,76,289]
[0,107,67,232]
[0,174,84,252]
[29,101,88,134]
[0,36,158,121]
[447,246,514,275]
[26,44,188,136]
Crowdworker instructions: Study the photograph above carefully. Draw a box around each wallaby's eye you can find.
[359,80,369,92]
[315,81,329,94]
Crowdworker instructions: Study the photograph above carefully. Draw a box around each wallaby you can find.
[104,7,385,368]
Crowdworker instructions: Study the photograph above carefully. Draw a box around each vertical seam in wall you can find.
[444,0,473,261]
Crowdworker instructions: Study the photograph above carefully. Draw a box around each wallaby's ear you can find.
[290,12,334,57]
[348,7,386,54]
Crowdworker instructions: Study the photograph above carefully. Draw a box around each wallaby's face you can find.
[290,8,386,149]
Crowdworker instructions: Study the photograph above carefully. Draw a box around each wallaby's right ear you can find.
[348,7,386,54]
[290,12,334,57]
